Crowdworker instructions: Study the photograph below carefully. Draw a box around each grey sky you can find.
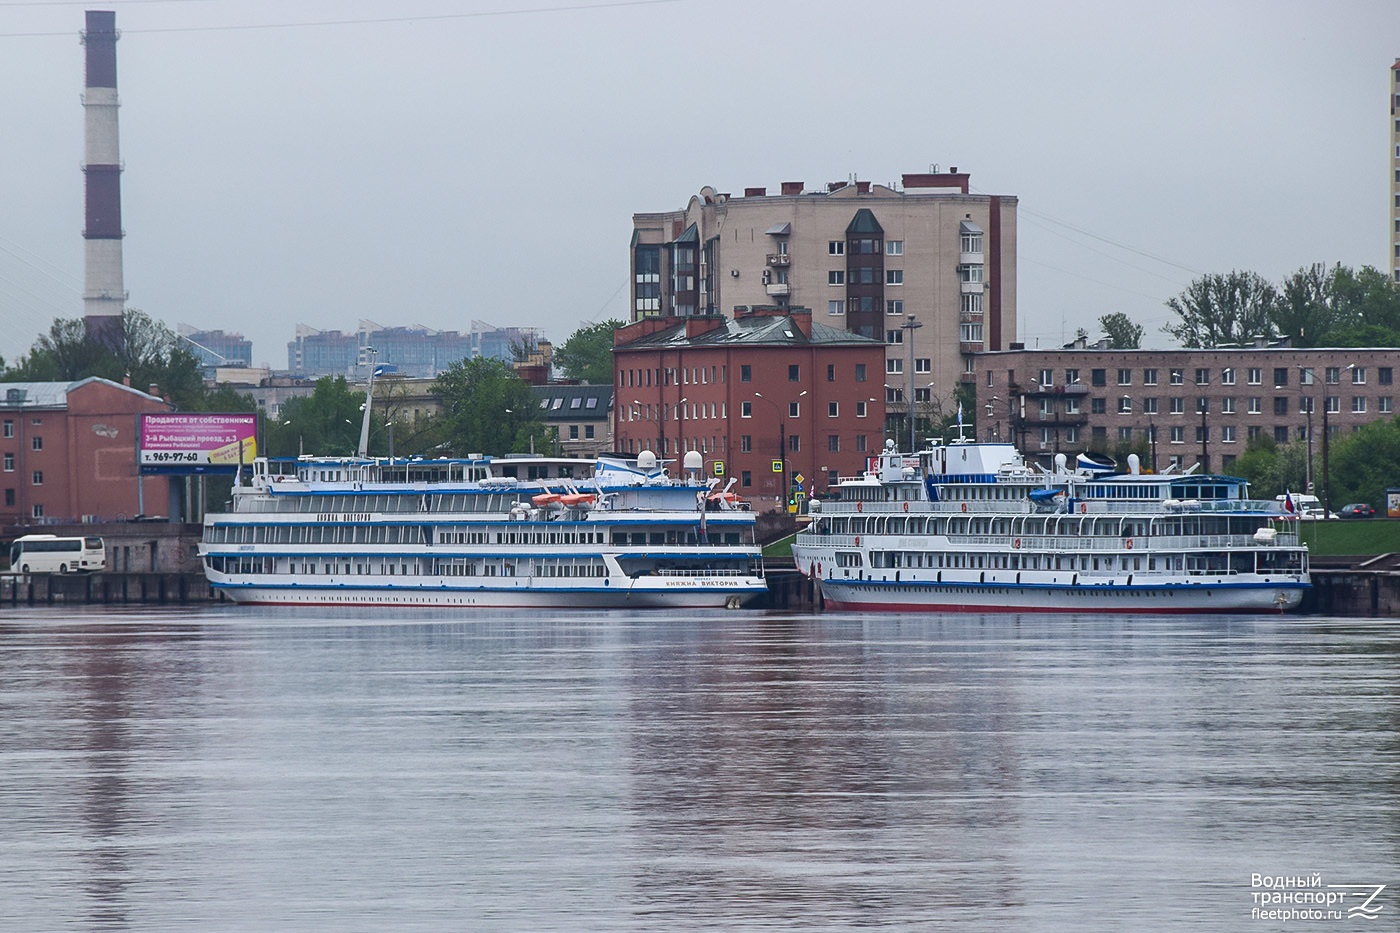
[1,0,1397,369]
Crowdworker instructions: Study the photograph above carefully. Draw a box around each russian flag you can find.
[1283,490,1297,516]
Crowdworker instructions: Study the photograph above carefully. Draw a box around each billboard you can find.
[139,413,257,475]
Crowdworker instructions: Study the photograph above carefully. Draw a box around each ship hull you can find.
[813,578,1306,614]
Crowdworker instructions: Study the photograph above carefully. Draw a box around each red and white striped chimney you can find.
[81,10,125,351]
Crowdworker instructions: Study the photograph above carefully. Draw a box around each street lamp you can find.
[1197,396,1209,471]
[902,316,922,453]
[1298,365,1314,494]
[356,346,378,458]
[675,396,688,464]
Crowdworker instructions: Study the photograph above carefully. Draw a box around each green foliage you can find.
[555,319,623,384]
[2,309,207,410]
[1163,271,1279,348]
[1325,416,1400,510]
[1098,312,1143,349]
[1166,264,1400,349]
[431,357,554,456]
[272,376,370,458]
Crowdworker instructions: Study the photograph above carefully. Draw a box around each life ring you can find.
[1013,538,1021,549]
[275,476,285,482]
[1125,537,1134,550]
[854,536,861,546]
[903,501,910,513]
[960,502,968,513]
[1079,503,1087,513]
[856,501,863,512]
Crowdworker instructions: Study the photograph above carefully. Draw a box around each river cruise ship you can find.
[199,451,766,608]
[792,439,1309,613]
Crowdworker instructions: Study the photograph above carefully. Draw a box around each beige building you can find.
[1392,58,1400,282]
[631,170,1017,441]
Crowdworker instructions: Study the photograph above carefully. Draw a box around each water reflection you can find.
[0,608,1394,931]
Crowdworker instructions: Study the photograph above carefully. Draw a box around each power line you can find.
[0,0,684,37]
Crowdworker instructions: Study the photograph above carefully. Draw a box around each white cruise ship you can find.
[199,451,766,608]
[791,438,1309,614]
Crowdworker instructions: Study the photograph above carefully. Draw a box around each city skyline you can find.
[0,0,1396,368]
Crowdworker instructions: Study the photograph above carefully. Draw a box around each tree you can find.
[1325,265,1400,346]
[432,357,553,456]
[272,376,369,458]
[2,309,207,410]
[1098,312,1143,350]
[555,319,624,384]
[1163,271,1279,348]
[1325,416,1400,508]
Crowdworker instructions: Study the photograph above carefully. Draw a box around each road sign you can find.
[793,473,804,486]
[712,461,725,476]
[771,460,783,473]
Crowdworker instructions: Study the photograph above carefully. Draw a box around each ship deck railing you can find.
[803,533,1300,550]
[818,499,1284,516]
[652,567,758,578]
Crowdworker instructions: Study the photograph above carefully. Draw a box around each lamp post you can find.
[356,346,378,458]
[675,396,688,466]
[1197,396,1208,471]
[753,392,783,509]
[902,315,922,453]
[1148,419,1158,473]
[1299,366,1314,494]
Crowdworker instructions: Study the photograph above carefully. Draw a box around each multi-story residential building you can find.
[613,307,886,508]
[976,341,1400,506]
[630,170,1017,444]
[1392,58,1400,282]
[0,378,174,526]
[288,321,545,379]
[178,325,253,372]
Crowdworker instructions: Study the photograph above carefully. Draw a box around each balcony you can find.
[765,283,791,297]
[766,253,791,267]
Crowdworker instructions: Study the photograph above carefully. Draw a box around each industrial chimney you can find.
[81,10,125,352]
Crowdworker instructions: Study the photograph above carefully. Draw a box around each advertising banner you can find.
[139,413,257,475]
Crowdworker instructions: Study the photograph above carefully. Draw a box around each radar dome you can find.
[683,451,704,471]
[637,450,657,470]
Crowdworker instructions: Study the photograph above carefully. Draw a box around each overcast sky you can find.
[1,0,1397,370]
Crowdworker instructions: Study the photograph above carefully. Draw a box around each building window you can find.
[828,401,839,417]
[1353,397,1368,413]
[1169,369,1184,385]
[827,300,843,316]
[788,401,801,417]
[1091,369,1106,387]
[855,364,867,382]
[886,386,904,403]
[3,489,11,506]
[1381,397,1393,413]
[959,264,984,284]
[1142,368,1158,386]
[585,425,594,439]
[740,364,752,382]
[2,420,11,438]
[1065,398,1081,415]
[1248,368,1262,385]
[1352,367,1367,385]
[1221,397,1236,414]
[1196,368,1210,385]
[789,364,800,382]
[886,240,903,255]
[1170,426,1184,444]
[1113,369,1129,385]
[826,364,836,382]
[2,453,10,472]
[1170,397,1185,414]
[787,434,800,452]
[1248,397,1262,414]
[959,321,984,343]
[1118,427,1132,442]
[32,471,42,486]
[1273,397,1289,416]
[886,269,903,286]
[741,470,752,488]
[1222,368,1237,386]
[1221,425,1236,443]
[31,504,43,519]
[1143,398,1159,414]
[31,437,41,451]
[569,426,579,440]
[1379,367,1392,385]
[828,270,845,285]
[828,241,844,256]
[886,299,904,315]
[741,435,752,452]
[887,359,903,375]
[856,401,869,418]
[1274,426,1289,444]
[741,401,752,418]
[916,358,931,374]
[1091,398,1106,415]
[961,292,983,315]
[856,434,868,451]
[828,435,840,452]
[886,330,903,345]
[1118,396,1132,413]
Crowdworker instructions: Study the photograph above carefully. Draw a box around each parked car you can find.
[1339,503,1378,519]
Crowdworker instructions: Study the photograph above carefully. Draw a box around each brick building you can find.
[0,378,174,525]
[977,342,1400,501]
[613,307,886,508]
[631,171,1017,445]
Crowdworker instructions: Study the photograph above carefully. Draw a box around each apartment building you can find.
[631,170,1017,442]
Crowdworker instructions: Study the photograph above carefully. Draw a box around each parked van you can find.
[1275,493,1336,520]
